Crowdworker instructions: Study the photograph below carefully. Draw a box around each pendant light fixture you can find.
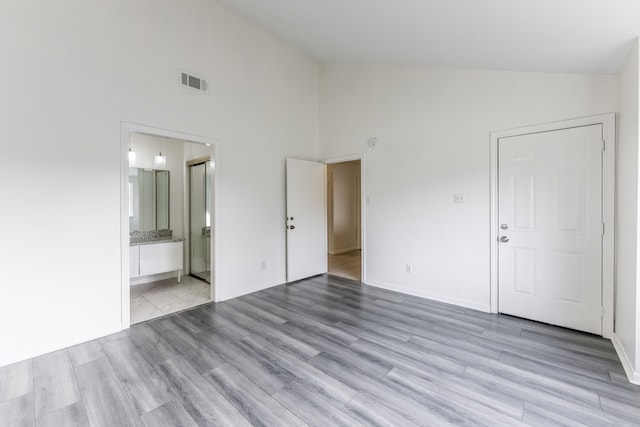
[154,139,166,168]
[128,142,136,166]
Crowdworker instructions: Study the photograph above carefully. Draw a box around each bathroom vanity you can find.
[129,167,184,283]
[130,232,184,282]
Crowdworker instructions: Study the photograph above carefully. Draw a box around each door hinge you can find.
[600,306,604,318]
[601,140,606,152]
[601,222,605,235]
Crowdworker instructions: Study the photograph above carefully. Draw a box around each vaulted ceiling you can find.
[218,0,640,74]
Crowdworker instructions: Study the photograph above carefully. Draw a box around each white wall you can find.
[615,39,640,382]
[0,0,318,367]
[320,65,618,311]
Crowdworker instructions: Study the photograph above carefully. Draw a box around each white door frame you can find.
[120,122,220,328]
[324,154,367,283]
[490,114,615,338]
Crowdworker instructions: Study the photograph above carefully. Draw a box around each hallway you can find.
[328,249,361,281]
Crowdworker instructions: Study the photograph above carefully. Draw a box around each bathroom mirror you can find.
[129,168,170,231]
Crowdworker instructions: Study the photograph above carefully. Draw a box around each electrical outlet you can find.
[406,264,412,273]
[454,193,465,204]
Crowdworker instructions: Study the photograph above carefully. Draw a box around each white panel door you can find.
[498,125,603,334]
[286,158,327,282]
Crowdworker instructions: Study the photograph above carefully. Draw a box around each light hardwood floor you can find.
[1,274,639,426]
[328,249,361,281]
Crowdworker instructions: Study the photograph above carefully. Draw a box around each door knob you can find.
[499,236,509,242]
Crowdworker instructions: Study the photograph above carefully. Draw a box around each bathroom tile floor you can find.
[130,276,211,324]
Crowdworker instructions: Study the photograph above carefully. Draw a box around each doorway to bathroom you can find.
[121,123,218,327]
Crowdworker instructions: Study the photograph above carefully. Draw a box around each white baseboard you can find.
[130,271,180,286]
[611,333,640,385]
[364,278,490,313]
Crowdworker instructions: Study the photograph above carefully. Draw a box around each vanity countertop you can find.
[130,237,185,246]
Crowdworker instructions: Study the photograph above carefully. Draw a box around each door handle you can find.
[499,236,509,243]
[289,225,295,230]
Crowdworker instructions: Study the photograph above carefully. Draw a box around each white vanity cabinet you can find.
[130,245,141,278]
[130,240,183,281]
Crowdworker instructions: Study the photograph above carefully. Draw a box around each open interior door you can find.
[286,158,327,282]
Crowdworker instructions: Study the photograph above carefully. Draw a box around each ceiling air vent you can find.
[180,70,208,93]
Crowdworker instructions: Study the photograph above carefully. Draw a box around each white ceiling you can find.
[218,0,640,74]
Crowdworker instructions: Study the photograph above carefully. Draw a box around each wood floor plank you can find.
[0,359,32,402]
[74,357,143,427]
[163,311,210,336]
[464,366,619,426]
[188,305,253,338]
[522,402,589,427]
[197,328,295,395]
[204,364,305,427]
[467,357,602,408]
[276,322,393,378]
[599,394,640,424]
[296,278,369,302]
[140,400,199,427]
[335,317,413,342]
[243,293,359,345]
[499,350,632,397]
[306,353,447,425]
[374,298,491,333]
[240,335,358,409]
[102,336,173,415]
[156,356,251,427]
[344,392,421,427]
[349,337,466,378]
[313,275,405,303]
[386,367,528,427]
[518,329,620,361]
[409,329,503,361]
[150,317,226,374]
[275,318,357,349]
[259,286,324,309]
[213,302,320,360]
[434,319,620,375]
[0,393,34,427]
[225,298,289,327]
[272,381,366,427]
[127,322,180,366]
[32,349,80,418]
[383,350,525,419]
[609,369,634,385]
[68,340,105,367]
[35,401,89,427]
